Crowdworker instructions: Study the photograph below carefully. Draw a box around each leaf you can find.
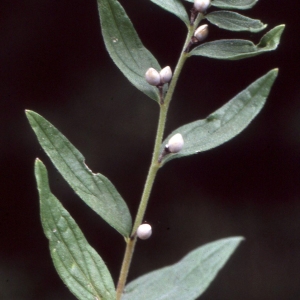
[190,25,285,60]
[26,110,132,237]
[35,159,116,300]
[151,0,189,26]
[184,0,258,9]
[97,0,161,102]
[212,0,258,10]
[159,69,278,165]
[123,237,244,300]
[206,11,267,32]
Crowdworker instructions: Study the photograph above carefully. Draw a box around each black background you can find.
[1,0,300,299]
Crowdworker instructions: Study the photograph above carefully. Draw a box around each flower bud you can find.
[194,24,209,42]
[194,0,211,12]
[166,133,184,153]
[137,224,152,240]
[145,68,160,86]
[159,66,172,84]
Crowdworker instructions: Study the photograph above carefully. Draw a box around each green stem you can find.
[115,16,204,300]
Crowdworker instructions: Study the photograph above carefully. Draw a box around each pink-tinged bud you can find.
[194,0,211,12]
[145,68,161,86]
[194,24,209,42]
[160,66,172,84]
[137,224,152,240]
[166,133,184,153]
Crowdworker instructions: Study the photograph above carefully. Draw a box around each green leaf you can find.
[26,110,132,237]
[35,159,116,300]
[123,237,244,300]
[206,11,267,32]
[151,0,189,26]
[184,0,258,9]
[212,0,258,10]
[159,69,278,165]
[190,25,285,60]
[97,0,161,102]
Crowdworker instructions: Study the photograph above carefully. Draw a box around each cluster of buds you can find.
[158,133,184,162]
[145,66,172,87]
[145,66,172,104]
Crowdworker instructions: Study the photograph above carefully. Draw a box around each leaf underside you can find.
[35,159,116,300]
[97,0,161,102]
[26,110,132,237]
[123,237,244,300]
[159,69,278,165]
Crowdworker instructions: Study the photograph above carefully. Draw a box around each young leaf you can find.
[151,0,189,26]
[97,0,161,102]
[206,11,267,32]
[26,110,132,237]
[123,237,244,300]
[35,159,116,300]
[184,0,258,9]
[189,25,285,60]
[159,69,278,165]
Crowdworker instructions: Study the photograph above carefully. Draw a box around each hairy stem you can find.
[115,15,204,300]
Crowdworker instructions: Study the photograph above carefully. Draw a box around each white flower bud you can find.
[159,66,172,84]
[145,68,161,86]
[137,224,152,240]
[166,133,184,153]
[194,24,209,42]
[194,0,211,12]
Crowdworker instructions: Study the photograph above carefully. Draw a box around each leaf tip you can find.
[270,68,279,78]
[25,109,33,115]
[231,236,245,248]
[279,24,286,29]
[35,157,42,163]
[34,158,44,172]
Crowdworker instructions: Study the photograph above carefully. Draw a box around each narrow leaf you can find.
[35,159,116,300]
[190,25,285,60]
[97,0,161,102]
[151,0,189,26]
[159,69,278,165]
[26,110,132,237]
[184,0,258,9]
[206,11,267,32]
[212,0,258,10]
[123,237,244,300]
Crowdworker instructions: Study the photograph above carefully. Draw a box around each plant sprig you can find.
[26,0,284,299]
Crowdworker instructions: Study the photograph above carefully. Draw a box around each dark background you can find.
[1,0,300,299]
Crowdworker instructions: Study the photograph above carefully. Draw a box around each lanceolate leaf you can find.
[123,237,244,300]
[26,110,132,237]
[151,0,189,26]
[190,25,285,60]
[159,69,278,165]
[189,25,285,60]
[97,0,161,102]
[184,0,258,9]
[206,11,267,32]
[211,0,258,10]
[35,159,116,300]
